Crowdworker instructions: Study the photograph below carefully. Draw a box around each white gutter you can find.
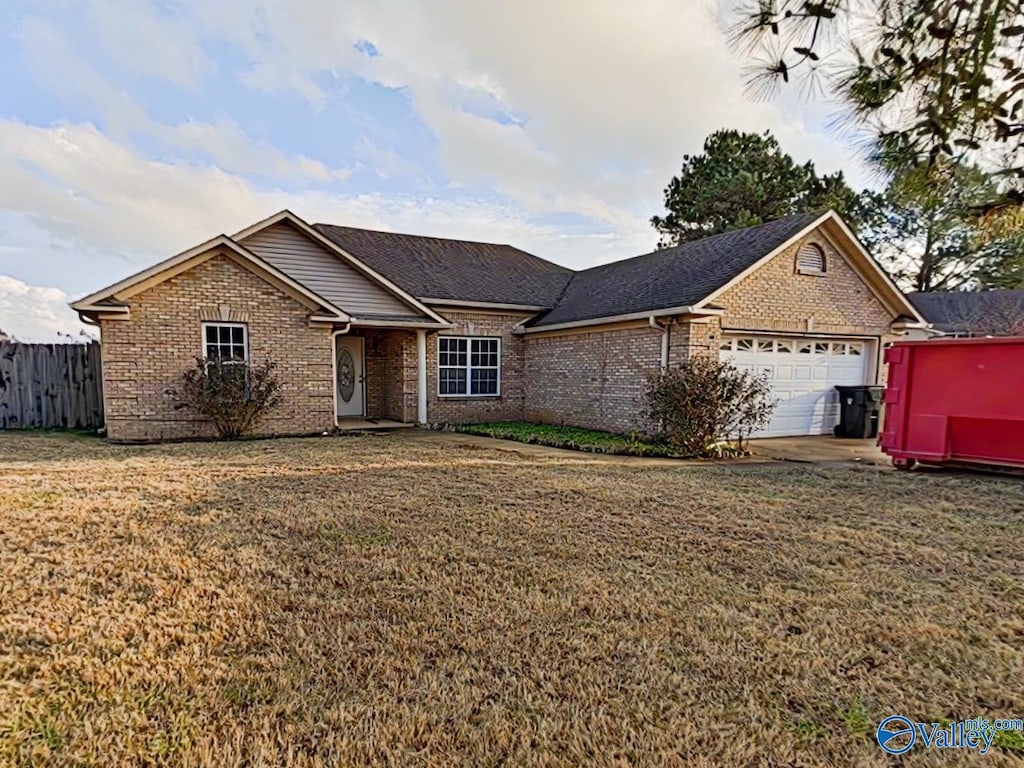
[350,318,455,329]
[890,320,932,330]
[650,316,669,369]
[418,298,548,312]
[309,314,353,323]
[515,305,723,335]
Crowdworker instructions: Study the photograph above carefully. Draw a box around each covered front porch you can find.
[333,325,430,427]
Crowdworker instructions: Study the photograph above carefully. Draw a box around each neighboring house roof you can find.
[527,213,822,328]
[908,289,1024,335]
[313,224,573,308]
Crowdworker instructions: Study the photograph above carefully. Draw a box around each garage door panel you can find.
[721,335,870,438]
[792,366,812,380]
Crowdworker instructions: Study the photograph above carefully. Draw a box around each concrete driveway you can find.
[748,435,889,466]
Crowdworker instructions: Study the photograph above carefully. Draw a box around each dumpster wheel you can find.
[893,458,917,471]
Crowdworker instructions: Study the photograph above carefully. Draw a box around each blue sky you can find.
[0,0,867,341]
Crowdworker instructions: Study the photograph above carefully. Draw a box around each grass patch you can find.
[446,420,686,457]
[994,728,1024,754]
[0,431,1022,765]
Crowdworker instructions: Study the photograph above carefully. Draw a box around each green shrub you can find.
[643,357,775,456]
[447,421,684,457]
[173,358,282,439]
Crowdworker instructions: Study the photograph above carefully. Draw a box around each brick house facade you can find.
[74,209,926,441]
[99,253,335,442]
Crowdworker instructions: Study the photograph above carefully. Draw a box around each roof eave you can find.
[419,298,550,312]
[349,318,455,329]
[516,305,724,335]
[69,233,352,323]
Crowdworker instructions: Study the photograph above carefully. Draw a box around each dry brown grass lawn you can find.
[1,431,1022,767]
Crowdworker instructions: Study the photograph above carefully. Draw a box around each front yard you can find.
[1,432,1022,766]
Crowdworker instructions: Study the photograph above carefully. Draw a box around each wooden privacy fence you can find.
[0,342,104,430]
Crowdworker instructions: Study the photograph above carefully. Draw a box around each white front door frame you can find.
[334,334,366,419]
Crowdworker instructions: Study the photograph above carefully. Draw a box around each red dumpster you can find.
[880,337,1024,470]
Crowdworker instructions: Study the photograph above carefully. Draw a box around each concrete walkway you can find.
[748,435,889,467]
[398,429,889,469]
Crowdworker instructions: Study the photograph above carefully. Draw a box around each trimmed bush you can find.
[174,358,283,439]
[643,357,775,456]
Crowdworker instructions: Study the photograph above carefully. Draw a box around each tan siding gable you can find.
[240,222,414,317]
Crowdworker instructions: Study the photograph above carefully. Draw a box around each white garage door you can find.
[720,336,870,438]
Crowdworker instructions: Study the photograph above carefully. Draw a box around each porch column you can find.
[416,329,427,424]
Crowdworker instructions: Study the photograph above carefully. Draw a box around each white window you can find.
[438,337,500,396]
[796,243,826,275]
[202,323,248,362]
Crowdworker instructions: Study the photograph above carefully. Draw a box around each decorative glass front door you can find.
[335,336,365,417]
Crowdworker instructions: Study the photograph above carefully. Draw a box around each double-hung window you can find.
[438,337,500,396]
[203,323,248,362]
[202,323,249,388]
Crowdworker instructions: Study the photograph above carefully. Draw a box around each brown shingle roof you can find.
[527,212,822,327]
[312,213,832,326]
[313,224,573,308]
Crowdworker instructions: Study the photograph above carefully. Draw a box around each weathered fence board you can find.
[0,342,104,429]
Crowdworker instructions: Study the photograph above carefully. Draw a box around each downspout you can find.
[649,316,669,369]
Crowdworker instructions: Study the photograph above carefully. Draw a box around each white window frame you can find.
[437,336,501,398]
[201,322,249,363]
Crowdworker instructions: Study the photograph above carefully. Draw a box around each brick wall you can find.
[99,252,334,441]
[716,233,894,336]
[666,318,721,366]
[97,227,902,440]
[523,323,662,433]
[426,310,532,424]
[357,330,417,422]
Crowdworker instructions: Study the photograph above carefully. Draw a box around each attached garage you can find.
[720,335,872,438]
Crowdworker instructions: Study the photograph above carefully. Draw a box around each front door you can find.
[335,336,365,417]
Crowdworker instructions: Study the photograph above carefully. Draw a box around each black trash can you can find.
[834,385,884,439]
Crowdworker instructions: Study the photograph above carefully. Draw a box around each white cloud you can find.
[15,14,350,184]
[1,0,877,326]
[353,138,423,181]
[0,275,87,342]
[85,0,213,88]
[153,117,352,183]
[0,121,645,288]
[179,0,872,215]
